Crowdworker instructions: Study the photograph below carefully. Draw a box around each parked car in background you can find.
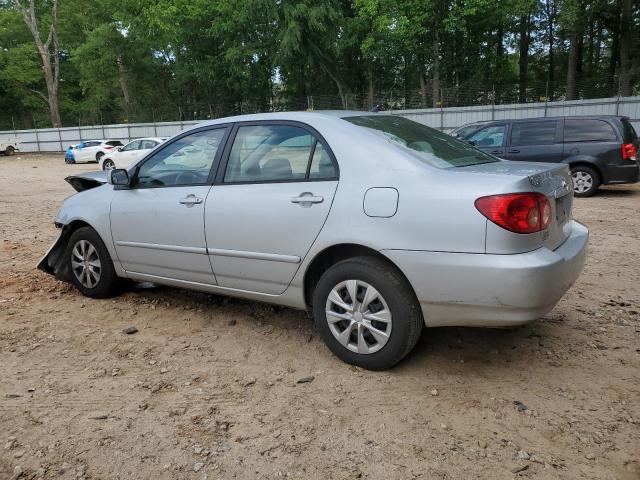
[39,112,588,370]
[454,115,639,197]
[1,136,21,156]
[64,140,124,164]
[99,137,166,170]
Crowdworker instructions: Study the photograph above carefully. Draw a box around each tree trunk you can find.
[567,32,579,100]
[117,56,131,120]
[367,63,374,109]
[419,71,427,107]
[432,29,440,108]
[518,15,530,103]
[13,0,61,127]
[619,0,632,96]
[608,13,620,92]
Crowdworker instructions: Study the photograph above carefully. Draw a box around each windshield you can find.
[344,115,499,168]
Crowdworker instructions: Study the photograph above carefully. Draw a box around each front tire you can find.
[66,227,119,298]
[312,257,423,370]
[4,146,15,156]
[571,165,600,197]
[102,159,115,170]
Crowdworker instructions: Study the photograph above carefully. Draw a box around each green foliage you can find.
[1,0,638,129]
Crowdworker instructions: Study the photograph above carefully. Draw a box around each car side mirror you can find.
[117,147,123,152]
[109,169,130,189]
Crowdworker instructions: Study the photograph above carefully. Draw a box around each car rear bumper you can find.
[382,220,588,327]
[604,161,640,184]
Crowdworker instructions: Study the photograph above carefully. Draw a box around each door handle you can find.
[491,150,504,155]
[291,192,324,206]
[179,194,203,207]
[507,149,520,154]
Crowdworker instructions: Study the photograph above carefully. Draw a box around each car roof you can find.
[190,110,377,129]
[459,115,626,128]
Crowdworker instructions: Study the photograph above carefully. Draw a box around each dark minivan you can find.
[452,116,639,197]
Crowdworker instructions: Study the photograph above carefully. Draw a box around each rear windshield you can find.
[106,140,123,146]
[621,118,638,143]
[343,115,499,168]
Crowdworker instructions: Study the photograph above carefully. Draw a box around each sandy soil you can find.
[1,154,638,480]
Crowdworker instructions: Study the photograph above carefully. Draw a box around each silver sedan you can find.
[39,112,588,370]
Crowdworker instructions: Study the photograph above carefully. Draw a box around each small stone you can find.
[194,446,203,454]
[5,393,21,398]
[89,413,108,420]
[440,423,449,430]
[13,450,25,458]
[296,376,314,384]
[160,368,168,374]
[517,450,530,460]
[430,389,439,396]
[228,319,237,326]
[585,453,596,460]
[514,400,528,412]
[122,326,138,335]
[243,377,256,387]
[193,462,204,472]
[11,466,22,480]
[512,464,529,474]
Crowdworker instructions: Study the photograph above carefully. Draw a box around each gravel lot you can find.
[1,154,639,480]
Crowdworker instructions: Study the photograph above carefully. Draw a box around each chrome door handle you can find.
[291,193,324,206]
[179,194,203,207]
[507,149,520,154]
[491,150,504,155]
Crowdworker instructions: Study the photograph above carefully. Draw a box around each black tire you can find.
[4,146,15,156]
[312,256,423,370]
[66,226,119,298]
[571,165,600,197]
[102,159,115,170]
[95,151,104,162]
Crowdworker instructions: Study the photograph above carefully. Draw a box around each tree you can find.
[12,0,61,126]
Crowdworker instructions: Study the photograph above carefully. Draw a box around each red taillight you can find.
[621,143,636,161]
[104,146,114,150]
[475,193,551,234]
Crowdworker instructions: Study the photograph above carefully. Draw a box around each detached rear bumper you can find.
[382,220,588,327]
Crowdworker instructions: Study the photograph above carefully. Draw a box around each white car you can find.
[65,140,124,164]
[1,136,21,156]
[99,137,165,170]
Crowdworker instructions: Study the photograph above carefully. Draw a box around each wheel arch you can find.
[565,158,603,183]
[38,219,100,281]
[302,243,416,309]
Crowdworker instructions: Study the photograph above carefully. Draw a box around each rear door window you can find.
[620,118,638,143]
[564,119,617,142]
[510,121,557,146]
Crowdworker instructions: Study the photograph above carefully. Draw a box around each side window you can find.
[122,140,140,152]
[224,125,324,183]
[468,125,506,147]
[511,121,557,146]
[564,119,617,142]
[83,141,99,148]
[140,140,157,150]
[134,128,226,188]
[309,142,337,179]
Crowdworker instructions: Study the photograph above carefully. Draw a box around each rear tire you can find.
[66,227,119,298]
[571,165,600,197]
[95,151,104,162]
[312,256,423,370]
[4,146,15,156]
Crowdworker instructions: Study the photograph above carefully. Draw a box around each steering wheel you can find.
[174,171,201,185]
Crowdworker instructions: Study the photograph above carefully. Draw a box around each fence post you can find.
[33,116,41,153]
[152,109,158,137]
[440,89,444,131]
[100,112,106,140]
[615,74,621,115]
[58,125,63,152]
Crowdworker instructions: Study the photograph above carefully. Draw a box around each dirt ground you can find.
[0,154,638,480]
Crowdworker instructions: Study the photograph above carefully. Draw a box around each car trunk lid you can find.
[458,161,573,251]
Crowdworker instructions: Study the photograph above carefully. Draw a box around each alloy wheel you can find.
[71,239,102,288]
[103,160,115,170]
[572,170,593,194]
[325,279,392,354]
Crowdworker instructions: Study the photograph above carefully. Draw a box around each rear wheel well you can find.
[303,244,415,309]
